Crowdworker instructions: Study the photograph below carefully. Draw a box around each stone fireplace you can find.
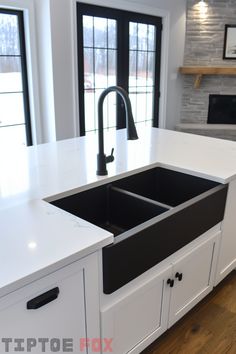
[177,0,236,141]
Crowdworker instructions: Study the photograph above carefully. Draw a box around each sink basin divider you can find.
[109,186,173,211]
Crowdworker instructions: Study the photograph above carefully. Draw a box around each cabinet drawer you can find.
[0,261,86,353]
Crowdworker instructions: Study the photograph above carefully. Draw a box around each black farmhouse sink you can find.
[50,167,228,294]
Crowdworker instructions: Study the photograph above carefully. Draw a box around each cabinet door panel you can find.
[168,234,218,327]
[0,261,86,354]
[101,266,171,354]
[215,180,236,284]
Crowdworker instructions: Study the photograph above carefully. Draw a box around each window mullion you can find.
[116,16,129,130]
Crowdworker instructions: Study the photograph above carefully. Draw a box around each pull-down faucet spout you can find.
[97,86,138,176]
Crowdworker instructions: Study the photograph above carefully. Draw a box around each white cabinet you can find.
[215,179,236,285]
[101,227,220,354]
[0,253,101,354]
[101,266,172,354]
[168,233,218,327]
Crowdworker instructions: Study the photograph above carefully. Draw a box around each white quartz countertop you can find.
[1,127,236,297]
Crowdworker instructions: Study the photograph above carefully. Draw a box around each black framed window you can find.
[0,8,32,147]
[77,3,162,135]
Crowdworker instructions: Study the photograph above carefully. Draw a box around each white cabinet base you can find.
[101,225,221,354]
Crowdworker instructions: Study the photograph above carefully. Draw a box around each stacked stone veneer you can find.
[180,0,236,130]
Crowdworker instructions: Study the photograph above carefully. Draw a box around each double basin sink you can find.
[50,167,228,294]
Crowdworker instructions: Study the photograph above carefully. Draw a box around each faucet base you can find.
[97,154,108,176]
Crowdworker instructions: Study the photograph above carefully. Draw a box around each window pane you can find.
[148,25,156,51]
[108,20,117,49]
[94,17,107,48]
[0,92,25,125]
[138,23,148,51]
[129,21,157,125]
[136,92,147,123]
[0,13,20,55]
[129,90,137,123]
[137,51,147,86]
[95,48,107,88]
[81,13,118,134]
[129,50,137,86]
[84,90,95,132]
[147,52,155,86]
[108,50,116,86]
[146,88,154,121]
[0,124,26,147]
[129,22,137,50]
[84,48,94,89]
[106,92,116,129]
[83,16,93,47]
[0,57,22,92]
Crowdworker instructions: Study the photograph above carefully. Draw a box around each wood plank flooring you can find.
[142,271,236,354]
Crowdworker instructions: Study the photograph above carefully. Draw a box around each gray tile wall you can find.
[181,0,236,124]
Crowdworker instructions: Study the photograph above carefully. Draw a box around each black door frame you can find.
[77,2,162,136]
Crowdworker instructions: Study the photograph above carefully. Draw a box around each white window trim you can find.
[71,0,170,135]
[0,0,42,144]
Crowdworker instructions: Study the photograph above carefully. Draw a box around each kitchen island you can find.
[1,128,236,353]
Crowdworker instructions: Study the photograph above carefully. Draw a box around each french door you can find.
[77,3,162,135]
[0,8,32,147]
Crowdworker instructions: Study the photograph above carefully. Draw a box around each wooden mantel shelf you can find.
[179,66,236,88]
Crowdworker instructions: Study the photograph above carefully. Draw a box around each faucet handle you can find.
[106,148,115,163]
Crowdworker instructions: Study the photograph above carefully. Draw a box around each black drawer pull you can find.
[27,287,59,310]
[175,272,183,281]
[167,278,174,288]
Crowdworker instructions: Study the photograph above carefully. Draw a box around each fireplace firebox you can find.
[208,94,236,124]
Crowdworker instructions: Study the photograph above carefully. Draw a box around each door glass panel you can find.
[137,51,147,86]
[94,17,107,48]
[84,90,95,132]
[0,13,20,55]
[147,52,155,86]
[95,48,107,88]
[129,21,156,126]
[108,49,116,86]
[148,25,156,51]
[138,23,148,51]
[82,15,117,133]
[83,16,93,47]
[129,22,138,50]
[0,93,24,125]
[84,48,94,90]
[0,57,22,92]
[108,19,117,49]
[0,125,26,147]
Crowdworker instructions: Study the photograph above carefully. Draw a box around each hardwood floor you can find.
[142,271,236,354]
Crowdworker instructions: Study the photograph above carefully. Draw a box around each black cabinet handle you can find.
[27,287,59,310]
[175,272,183,281]
[167,278,174,288]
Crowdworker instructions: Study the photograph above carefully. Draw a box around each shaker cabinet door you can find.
[168,232,219,328]
[101,266,171,354]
